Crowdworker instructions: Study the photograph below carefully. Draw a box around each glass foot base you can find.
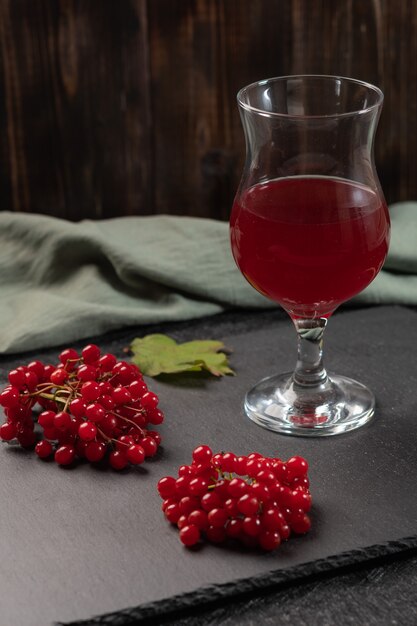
[244,372,375,437]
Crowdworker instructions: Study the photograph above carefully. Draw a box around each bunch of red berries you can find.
[0,344,163,469]
[157,446,311,550]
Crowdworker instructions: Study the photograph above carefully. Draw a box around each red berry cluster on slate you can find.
[157,446,311,550]
[0,344,163,469]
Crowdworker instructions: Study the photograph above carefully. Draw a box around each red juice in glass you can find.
[230,176,390,318]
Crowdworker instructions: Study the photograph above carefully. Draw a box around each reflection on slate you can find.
[0,306,417,626]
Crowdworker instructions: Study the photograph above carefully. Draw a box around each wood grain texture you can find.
[148,0,292,218]
[0,0,416,220]
[0,0,151,219]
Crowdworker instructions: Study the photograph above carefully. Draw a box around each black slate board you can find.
[1,306,417,626]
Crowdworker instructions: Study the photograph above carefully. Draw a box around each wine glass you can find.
[230,75,390,436]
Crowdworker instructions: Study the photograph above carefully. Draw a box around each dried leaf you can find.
[130,334,235,377]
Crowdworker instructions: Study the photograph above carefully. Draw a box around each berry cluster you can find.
[0,344,163,469]
[158,446,311,550]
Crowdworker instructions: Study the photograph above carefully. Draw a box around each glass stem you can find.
[293,318,328,387]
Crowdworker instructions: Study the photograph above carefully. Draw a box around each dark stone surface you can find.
[140,548,417,626]
[1,305,417,626]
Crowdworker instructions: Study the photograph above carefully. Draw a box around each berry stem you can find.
[62,393,73,413]
[37,392,67,404]
[110,411,143,432]
[121,405,146,416]
[31,383,57,393]
[96,426,112,443]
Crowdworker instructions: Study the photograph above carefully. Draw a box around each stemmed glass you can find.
[230,75,390,436]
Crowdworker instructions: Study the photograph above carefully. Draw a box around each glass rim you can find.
[237,74,384,120]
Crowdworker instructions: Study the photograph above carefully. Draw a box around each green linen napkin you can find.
[0,203,415,354]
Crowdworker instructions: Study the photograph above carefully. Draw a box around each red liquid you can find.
[230,177,390,318]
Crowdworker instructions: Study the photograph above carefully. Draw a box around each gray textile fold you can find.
[0,202,415,354]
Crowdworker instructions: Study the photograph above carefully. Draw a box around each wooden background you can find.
[0,0,416,221]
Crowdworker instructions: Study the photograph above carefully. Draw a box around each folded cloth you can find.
[0,202,415,354]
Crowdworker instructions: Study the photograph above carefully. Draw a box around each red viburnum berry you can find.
[0,345,162,471]
[157,446,312,551]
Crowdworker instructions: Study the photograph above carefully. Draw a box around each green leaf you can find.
[130,334,235,377]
